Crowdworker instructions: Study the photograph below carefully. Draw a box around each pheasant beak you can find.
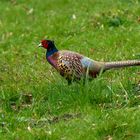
[38,43,42,47]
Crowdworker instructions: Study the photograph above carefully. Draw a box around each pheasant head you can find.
[38,39,53,49]
[38,39,58,57]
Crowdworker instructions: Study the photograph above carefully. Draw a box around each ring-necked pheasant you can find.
[38,39,140,84]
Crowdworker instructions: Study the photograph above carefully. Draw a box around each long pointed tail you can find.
[104,60,140,71]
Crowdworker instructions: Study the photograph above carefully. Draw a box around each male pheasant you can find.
[38,39,140,84]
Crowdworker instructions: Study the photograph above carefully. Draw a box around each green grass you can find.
[0,0,140,139]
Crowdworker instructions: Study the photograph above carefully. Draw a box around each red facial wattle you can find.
[41,40,48,49]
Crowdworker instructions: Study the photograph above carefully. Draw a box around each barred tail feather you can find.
[104,60,140,70]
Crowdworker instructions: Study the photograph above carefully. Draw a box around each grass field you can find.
[0,0,140,139]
